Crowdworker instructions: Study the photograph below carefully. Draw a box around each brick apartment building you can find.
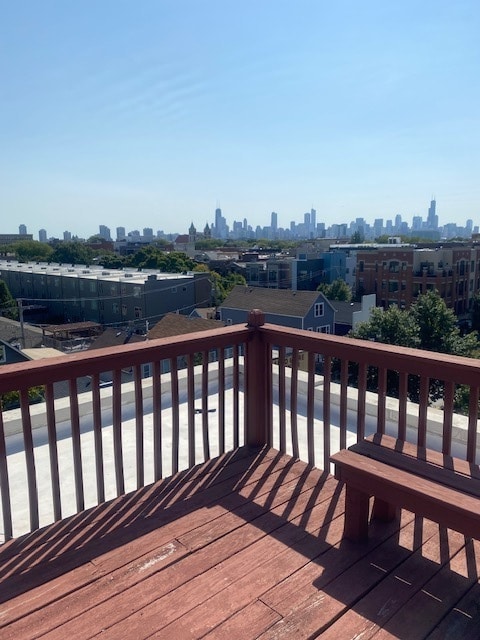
[355,245,480,314]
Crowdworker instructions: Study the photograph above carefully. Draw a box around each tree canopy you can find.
[349,291,479,408]
[125,247,195,272]
[11,240,53,262]
[317,278,352,302]
[0,279,18,319]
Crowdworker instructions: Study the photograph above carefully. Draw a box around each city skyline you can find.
[1,2,479,237]
[10,198,478,243]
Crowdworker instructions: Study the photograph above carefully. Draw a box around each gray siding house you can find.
[219,286,335,333]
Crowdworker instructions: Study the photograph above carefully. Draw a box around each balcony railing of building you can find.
[1,309,480,543]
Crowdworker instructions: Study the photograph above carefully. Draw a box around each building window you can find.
[113,302,119,314]
[135,306,142,319]
[133,286,141,297]
[171,286,177,293]
[316,325,330,333]
[314,302,324,317]
[122,304,127,317]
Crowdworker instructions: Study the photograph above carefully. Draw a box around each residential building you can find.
[219,285,335,333]
[355,245,479,313]
[0,260,212,327]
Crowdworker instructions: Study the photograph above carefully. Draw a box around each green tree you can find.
[349,292,479,405]
[99,253,126,270]
[211,271,247,304]
[317,278,352,302]
[0,279,18,319]
[11,240,53,262]
[51,242,94,265]
[350,231,364,244]
[410,290,478,356]
[469,293,480,333]
[350,305,420,348]
[126,247,195,272]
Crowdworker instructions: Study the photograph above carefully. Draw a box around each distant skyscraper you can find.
[412,216,423,231]
[310,208,316,235]
[99,225,111,241]
[116,227,126,241]
[271,211,278,233]
[213,207,228,239]
[143,227,154,238]
[427,198,438,229]
[19,224,27,235]
[39,229,47,242]
[63,230,72,241]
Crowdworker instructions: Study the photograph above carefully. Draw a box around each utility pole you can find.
[17,298,25,349]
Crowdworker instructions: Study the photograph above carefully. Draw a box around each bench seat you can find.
[331,434,480,542]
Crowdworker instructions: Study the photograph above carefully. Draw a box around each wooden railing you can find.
[1,309,480,542]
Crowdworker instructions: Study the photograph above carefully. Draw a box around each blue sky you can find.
[1,0,479,239]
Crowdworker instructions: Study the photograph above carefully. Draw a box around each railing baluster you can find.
[91,373,105,503]
[267,344,274,447]
[323,355,331,472]
[171,358,180,475]
[0,408,13,541]
[398,372,408,441]
[218,347,225,455]
[467,385,479,463]
[307,351,315,466]
[45,382,61,521]
[68,379,84,511]
[134,365,144,489]
[418,376,429,448]
[153,360,162,480]
[233,344,239,450]
[442,381,454,456]
[112,369,124,496]
[356,362,367,442]
[278,346,286,454]
[187,354,195,467]
[290,349,299,459]
[202,351,210,460]
[339,358,348,450]
[377,367,387,435]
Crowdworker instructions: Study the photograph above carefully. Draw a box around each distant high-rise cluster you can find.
[30,197,477,245]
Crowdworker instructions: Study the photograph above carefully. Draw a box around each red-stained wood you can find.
[331,447,480,540]
[133,364,144,489]
[0,408,12,540]
[1,449,479,640]
[20,388,39,532]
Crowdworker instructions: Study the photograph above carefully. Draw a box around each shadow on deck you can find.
[1,447,480,639]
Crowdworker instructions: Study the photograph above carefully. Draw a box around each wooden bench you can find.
[330,433,480,542]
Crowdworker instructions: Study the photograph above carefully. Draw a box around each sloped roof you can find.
[0,317,43,348]
[148,313,224,340]
[190,307,217,320]
[174,235,190,244]
[220,286,329,318]
[329,300,361,325]
[88,328,145,350]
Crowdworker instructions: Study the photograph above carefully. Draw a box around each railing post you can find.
[245,309,271,447]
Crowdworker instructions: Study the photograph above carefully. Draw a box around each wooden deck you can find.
[1,447,480,640]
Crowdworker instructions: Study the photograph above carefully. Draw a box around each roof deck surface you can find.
[1,447,479,639]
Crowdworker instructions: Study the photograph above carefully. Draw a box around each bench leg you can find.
[372,497,397,523]
[344,485,370,542]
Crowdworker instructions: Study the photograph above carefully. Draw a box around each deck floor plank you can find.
[1,447,479,640]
